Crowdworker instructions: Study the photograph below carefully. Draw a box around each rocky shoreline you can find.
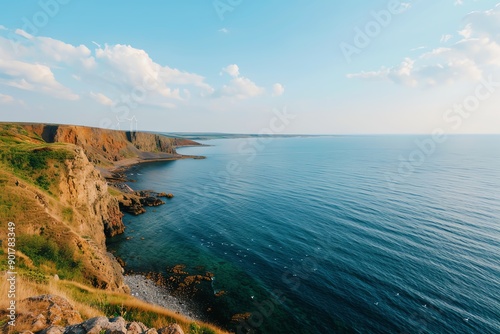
[105,162,210,323]
[124,275,198,320]
[99,142,228,330]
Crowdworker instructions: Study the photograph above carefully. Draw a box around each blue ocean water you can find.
[107,136,500,334]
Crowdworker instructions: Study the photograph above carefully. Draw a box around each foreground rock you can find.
[55,316,185,334]
[10,295,83,332]
[3,295,185,334]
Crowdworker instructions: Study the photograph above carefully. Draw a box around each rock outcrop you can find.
[118,191,169,215]
[60,147,125,238]
[7,295,185,334]
[10,295,83,332]
[54,147,128,290]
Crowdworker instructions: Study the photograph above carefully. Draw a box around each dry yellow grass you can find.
[0,275,229,333]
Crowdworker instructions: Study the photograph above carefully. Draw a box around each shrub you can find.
[1,147,72,172]
[22,269,48,284]
[17,234,82,280]
[62,207,74,222]
[189,323,216,334]
[35,175,51,190]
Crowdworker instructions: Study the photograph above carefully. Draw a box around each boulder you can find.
[158,324,184,334]
[39,325,65,334]
[126,321,148,334]
[65,316,127,334]
[18,295,82,331]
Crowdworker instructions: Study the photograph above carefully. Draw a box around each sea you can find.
[107,135,500,334]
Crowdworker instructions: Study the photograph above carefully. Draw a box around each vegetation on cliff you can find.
[0,123,127,289]
[0,123,227,334]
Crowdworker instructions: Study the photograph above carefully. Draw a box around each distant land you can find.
[159,132,329,141]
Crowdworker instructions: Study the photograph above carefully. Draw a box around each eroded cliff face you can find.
[0,144,127,292]
[56,146,128,291]
[60,147,125,240]
[22,124,198,166]
[126,131,176,154]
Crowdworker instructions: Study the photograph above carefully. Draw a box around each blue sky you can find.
[0,0,499,134]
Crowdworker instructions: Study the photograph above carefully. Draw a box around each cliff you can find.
[21,124,200,166]
[0,125,128,291]
[0,123,203,292]
[0,123,229,334]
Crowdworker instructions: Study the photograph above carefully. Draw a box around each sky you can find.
[0,0,499,134]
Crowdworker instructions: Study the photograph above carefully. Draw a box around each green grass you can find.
[62,207,74,222]
[21,268,49,284]
[107,187,122,197]
[0,131,74,194]
[189,323,217,334]
[0,146,72,172]
[17,234,83,281]
[35,175,51,190]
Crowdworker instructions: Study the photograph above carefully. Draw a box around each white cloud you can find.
[222,64,240,77]
[15,29,33,39]
[0,58,79,100]
[218,28,229,34]
[90,92,114,106]
[458,24,472,39]
[440,34,453,43]
[0,25,6,31]
[219,64,265,99]
[0,27,275,107]
[94,44,213,99]
[463,3,500,42]
[0,93,14,103]
[221,76,264,99]
[0,93,25,106]
[37,36,93,67]
[454,0,464,5]
[272,83,285,96]
[400,2,412,11]
[0,32,215,105]
[347,4,500,87]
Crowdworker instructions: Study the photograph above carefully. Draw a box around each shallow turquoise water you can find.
[108,136,500,334]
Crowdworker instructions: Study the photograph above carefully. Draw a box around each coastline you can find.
[100,152,205,179]
[124,274,200,320]
[105,149,212,326]
[0,123,233,333]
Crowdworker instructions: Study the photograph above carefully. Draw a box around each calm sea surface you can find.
[108,136,500,334]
